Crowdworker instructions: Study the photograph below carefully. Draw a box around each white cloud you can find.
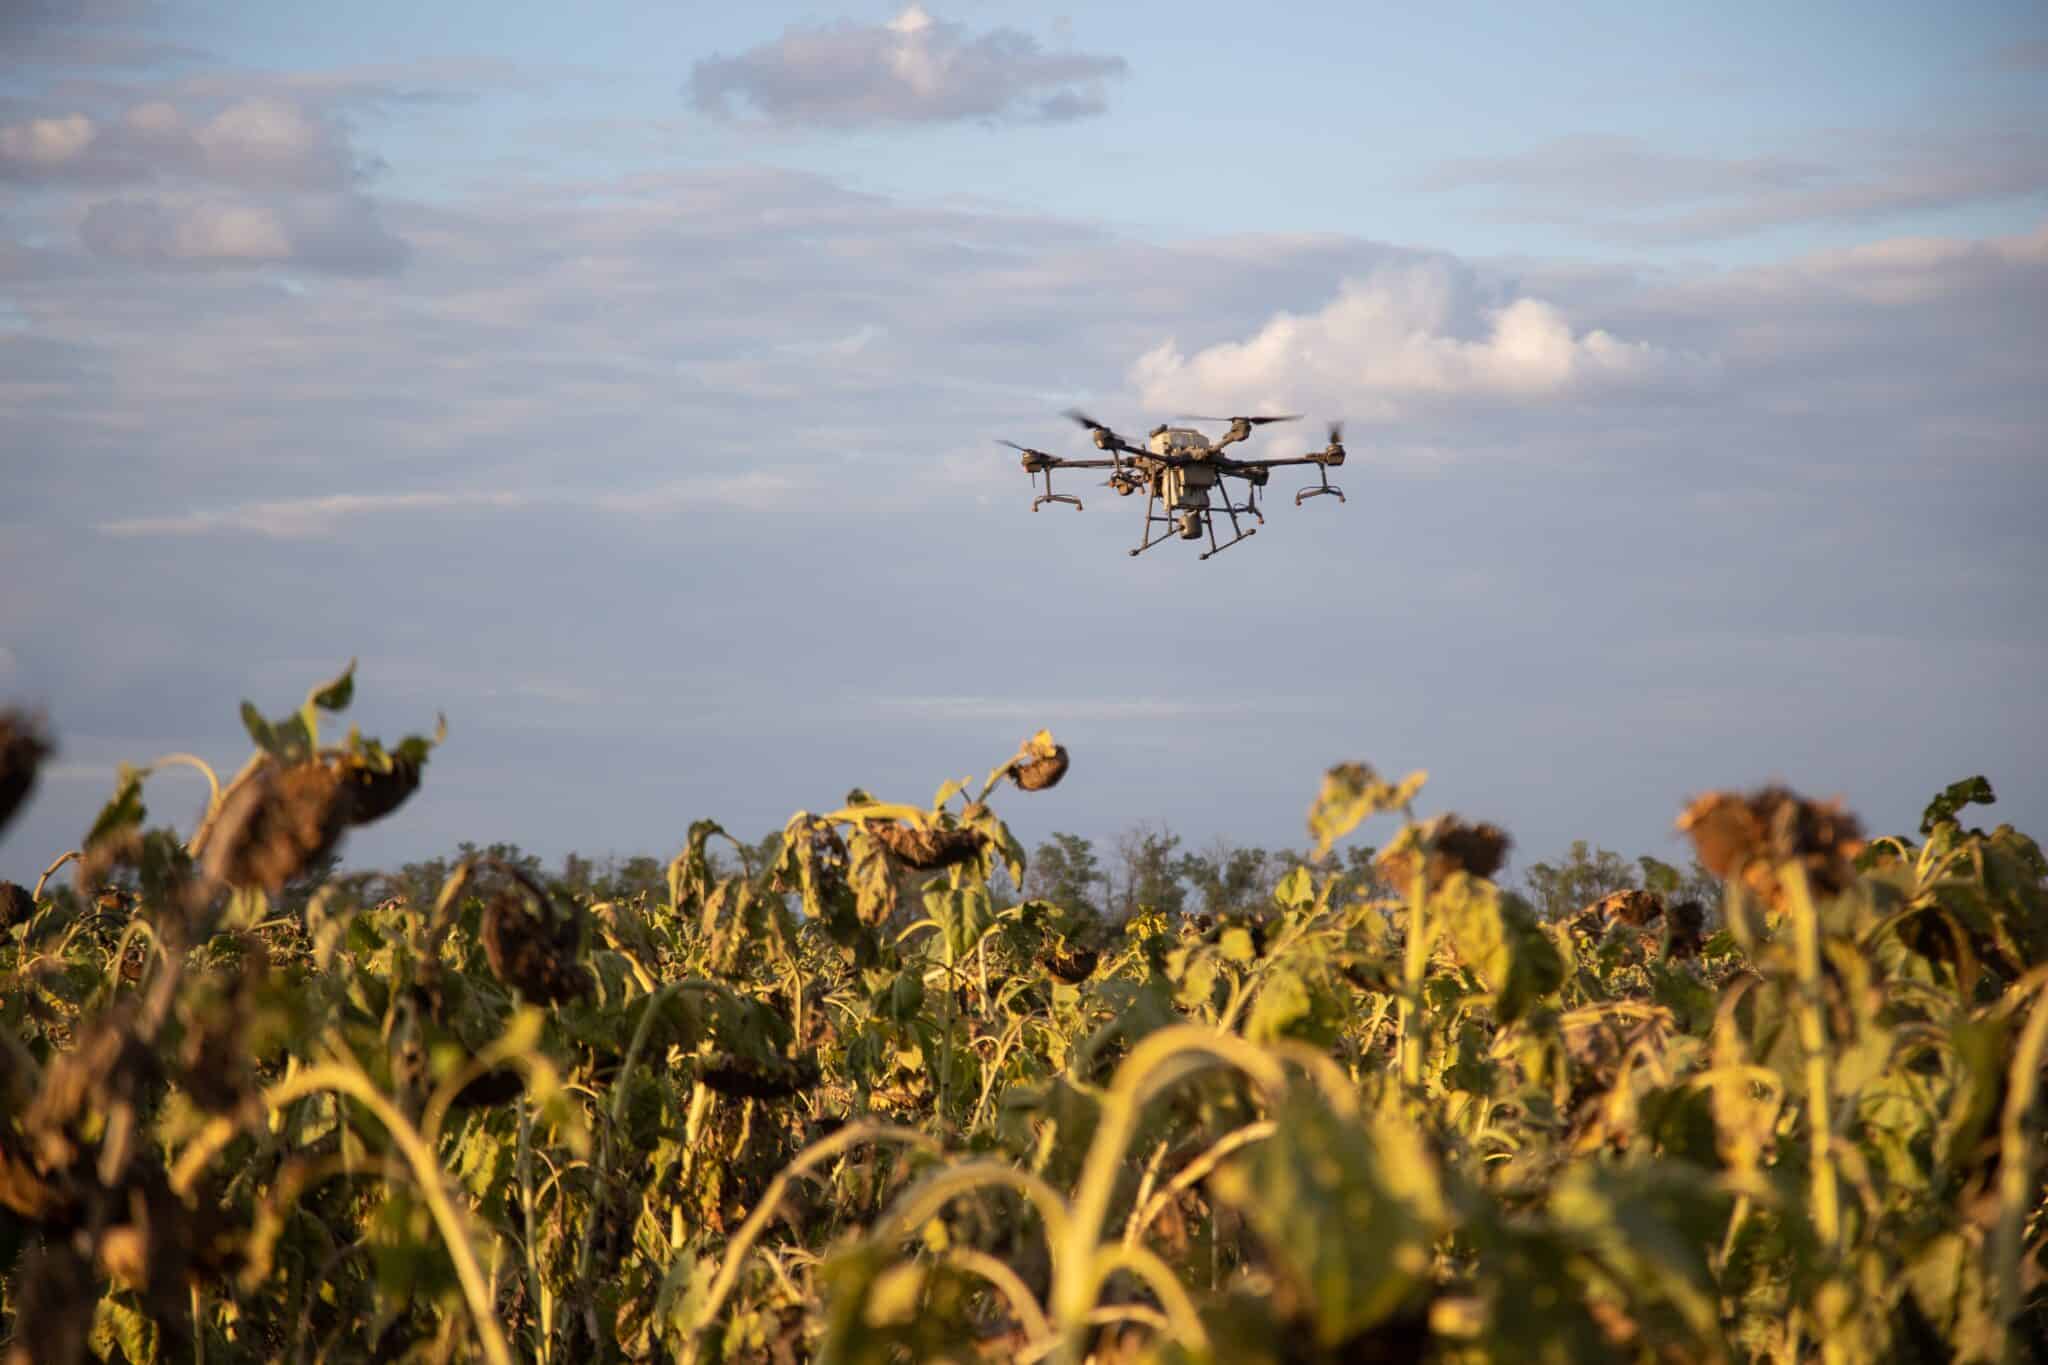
[1131,262,1709,417]
[1,95,363,190]
[688,5,1126,126]
[78,191,405,273]
[0,114,97,172]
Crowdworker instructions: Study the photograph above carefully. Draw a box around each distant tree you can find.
[390,855,453,908]
[1177,838,1276,917]
[1111,823,1185,922]
[556,851,598,900]
[1637,854,1723,920]
[1026,832,1105,915]
[1522,840,1638,920]
[600,854,666,902]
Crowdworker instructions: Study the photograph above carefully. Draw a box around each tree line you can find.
[306,824,1719,927]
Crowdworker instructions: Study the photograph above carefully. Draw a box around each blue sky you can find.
[3,1,2045,886]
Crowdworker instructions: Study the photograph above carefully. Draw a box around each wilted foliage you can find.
[3,678,2045,1365]
[0,713,49,835]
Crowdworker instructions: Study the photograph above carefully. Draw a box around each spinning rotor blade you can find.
[1062,408,1146,455]
[1178,413,1302,426]
[997,439,1050,457]
[1327,420,1343,446]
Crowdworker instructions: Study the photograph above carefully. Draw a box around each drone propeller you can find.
[1061,408,1144,458]
[1178,414,1302,426]
[1326,421,1343,447]
[997,439,1048,456]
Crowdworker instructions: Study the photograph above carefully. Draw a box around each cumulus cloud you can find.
[79,192,406,273]
[1130,262,1709,417]
[1,96,364,189]
[2,91,405,274]
[687,4,1126,126]
[0,114,99,173]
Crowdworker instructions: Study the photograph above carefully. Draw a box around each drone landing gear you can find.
[1127,490,1179,556]
[1031,466,1082,512]
[1199,494,1257,561]
[1295,465,1344,506]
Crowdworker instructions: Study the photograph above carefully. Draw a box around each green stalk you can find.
[1778,865,1840,1256]
[685,1122,943,1362]
[517,1102,550,1364]
[265,1062,514,1365]
[1053,1028,1287,1362]
[1993,972,2048,1360]
[1400,867,1430,1092]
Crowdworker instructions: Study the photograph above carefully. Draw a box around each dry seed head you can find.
[0,710,51,833]
[1664,900,1707,959]
[1011,746,1070,791]
[0,881,32,930]
[697,1050,822,1101]
[1038,943,1099,984]
[23,1002,160,1172]
[204,759,351,895]
[480,890,593,1004]
[1678,786,1865,906]
[340,750,421,826]
[869,822,986,870]
[1588,888,1665,927]
[1376,814,1512,891]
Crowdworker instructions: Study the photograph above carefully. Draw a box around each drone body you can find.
[1000,412,1346,560]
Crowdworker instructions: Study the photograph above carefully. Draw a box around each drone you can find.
[998,411,1347,560]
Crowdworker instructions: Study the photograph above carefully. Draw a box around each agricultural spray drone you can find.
[999,411,1346,560]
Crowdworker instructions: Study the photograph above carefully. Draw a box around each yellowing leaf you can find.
[1308,762,1425,860]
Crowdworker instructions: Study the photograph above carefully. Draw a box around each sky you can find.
[2,1,2045,888]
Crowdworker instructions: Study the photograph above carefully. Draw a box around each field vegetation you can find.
[1,667,2044,1362]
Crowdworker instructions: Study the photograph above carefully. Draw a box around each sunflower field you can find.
[2,667,2044,1363]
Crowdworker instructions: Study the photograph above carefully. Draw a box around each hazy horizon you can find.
[4,1,2045,887]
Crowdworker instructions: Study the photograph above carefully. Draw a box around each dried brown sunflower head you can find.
[1376,814,1512,892]
[203,759,352,895]
[339,749,422,826]
[697,1050,821,1101]
[1589,888,1665,927]
[1007,729,1070,791]
[1664,900,1708,959]
[1037,943,1099,984]
[1678,786,1865,907]
[480,889,593,1005]
[0,880,33,930]
[23,1001,161,1174]
[869,822,986,870]
[0,710,51,834]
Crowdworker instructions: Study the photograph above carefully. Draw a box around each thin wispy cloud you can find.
[874,696,1337,723]
[688,5,1127,127]
[1414,130,2048,244]
[92,476,813,539]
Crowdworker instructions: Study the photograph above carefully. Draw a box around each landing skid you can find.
[1125,489,1260,560]
[1295,466,1343,505]
[1031,466,1082,512]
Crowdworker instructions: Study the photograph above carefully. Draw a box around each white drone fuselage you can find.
[1147,426,1219,520]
